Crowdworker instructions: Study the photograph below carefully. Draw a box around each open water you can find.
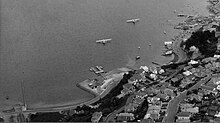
[0,0,209,109]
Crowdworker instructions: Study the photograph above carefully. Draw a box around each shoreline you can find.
[24,34,187,110]
[20,67,132,112]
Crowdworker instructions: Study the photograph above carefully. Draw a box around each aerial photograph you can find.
[1,0,220,122]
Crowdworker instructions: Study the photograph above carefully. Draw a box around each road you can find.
[162,74,212,122]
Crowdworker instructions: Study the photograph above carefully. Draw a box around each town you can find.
[2,0,220,122]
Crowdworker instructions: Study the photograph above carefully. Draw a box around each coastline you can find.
[20,67,132,112]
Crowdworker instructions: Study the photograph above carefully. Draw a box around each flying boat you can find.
[96,38,112,45]
[126,18,140,24]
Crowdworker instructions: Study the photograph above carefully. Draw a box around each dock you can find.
[78,67,132,97]
[89,66,105,75]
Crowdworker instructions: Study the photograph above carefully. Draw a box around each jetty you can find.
[79,67,132,96]
[90,66,104,75]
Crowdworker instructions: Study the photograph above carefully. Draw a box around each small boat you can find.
[162,50,173,56]
[138,46,141,49]
[136,55,140,60]
[163,31,167,35]
[177,14,188,17]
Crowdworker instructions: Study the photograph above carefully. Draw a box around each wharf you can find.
[77,67,133,97]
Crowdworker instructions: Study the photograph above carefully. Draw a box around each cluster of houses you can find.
[89,53,220,122]
[115,65,179,122]
[175,55,220,122]
[176,78,220,123]
[143,97,169,121]
[89,50,220,122]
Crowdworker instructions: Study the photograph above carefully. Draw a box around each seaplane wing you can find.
[126,18,140,24]
[96,39,112,44]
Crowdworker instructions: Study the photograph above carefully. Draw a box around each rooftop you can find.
[123,83,134,90]
[201,85,215,91]
[135,91,148,98]
[177,112,191,117]
[150,114,159,120]
[133,97,145,104]
[171,77,179,83]
[91,112,102,122]
[156,93,169,100]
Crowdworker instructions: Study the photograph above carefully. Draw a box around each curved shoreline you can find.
[170,52,179,63]
[170,32,188,64]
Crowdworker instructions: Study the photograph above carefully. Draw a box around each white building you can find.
[183,71,192,76]
[188,60,199,65]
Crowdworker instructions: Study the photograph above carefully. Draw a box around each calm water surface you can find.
[0,0,209,109]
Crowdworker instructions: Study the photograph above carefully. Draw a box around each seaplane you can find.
[95,38,112,45]
[126,18,140,24]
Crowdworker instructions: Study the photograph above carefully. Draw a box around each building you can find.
[123,83,135,91]
[150,114,159,120]
[188,94,202,102]
[146,105,161,121]
[161,103,168,112]
[142,118,155,123]
[116,113,135,122]
[212,77,220,85]
[176,112,191,122]
[147,97,160,104]
[133,96,145,105]
[125,103,138,112]
[140,66,149,72]
[136,91,148,99]
[201,85,215,92]
[164,41,173,49]
[91,112,102,123]
[171,77,179,83]
[156,93,169,101]
[121,83,135,96]
[167,85,177,91]
[164,88,175,97]
[147,105,161,114]
[188,60,199,65]
[183,71,192,76]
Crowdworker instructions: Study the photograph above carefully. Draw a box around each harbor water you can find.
[0,0,209,109]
